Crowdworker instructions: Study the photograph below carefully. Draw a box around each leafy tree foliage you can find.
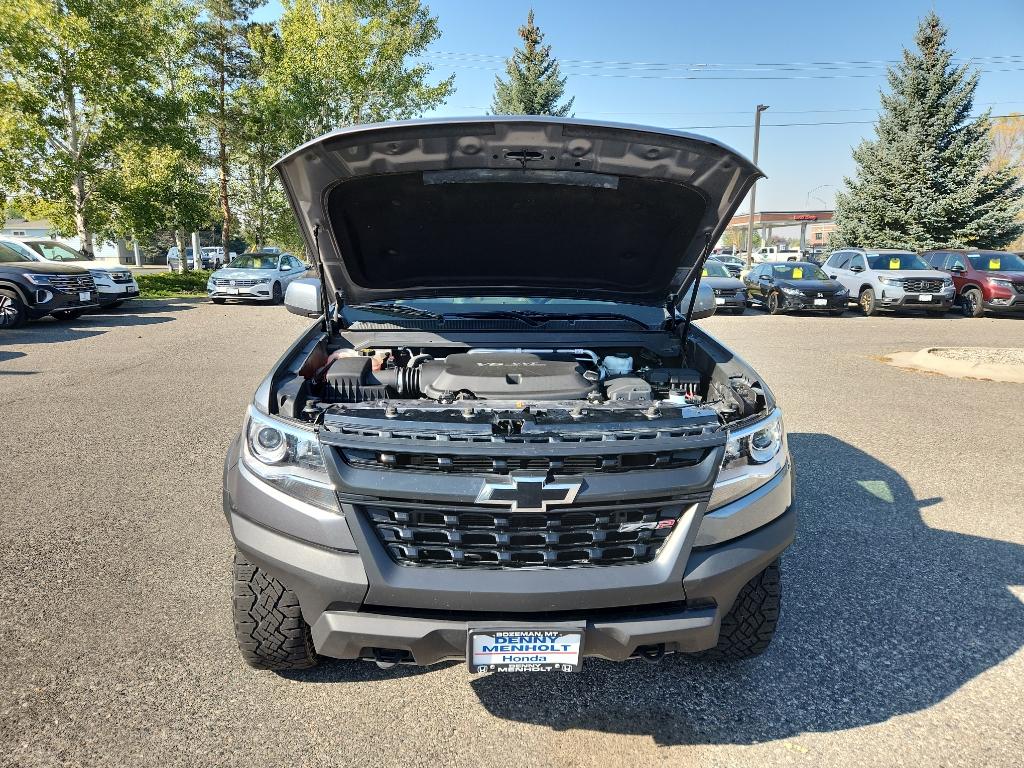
[491,9,573,116]
[0,0,188,256]
[833,12,1023,250]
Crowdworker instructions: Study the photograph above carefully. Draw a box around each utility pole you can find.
[745,104,769,268]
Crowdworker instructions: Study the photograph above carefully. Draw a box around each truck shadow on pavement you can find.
[470,433,1024,745]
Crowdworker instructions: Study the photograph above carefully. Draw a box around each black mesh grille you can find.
[46,274,96,293]
[1013,282,1024,295]
[902,278,944,293]
[341,447,707,475]
[364,500,693,568]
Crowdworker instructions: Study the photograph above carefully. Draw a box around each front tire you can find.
[700,559,781,660]
[271,282,283,305]
[961,287,984,318]
[766,292,783,315]
[211,297,226,305]
[232,552,318,671]
[0,289,28,329]
[859,287,877,316]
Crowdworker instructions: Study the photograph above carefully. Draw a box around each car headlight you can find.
[241,406,337,510]
[255,277,271,284]
[710,409,787,511]
[990,278,1013,290]
[877,275,902,286]
[780,285,803,296]
[23,273,51,285]
[835,286,849,297]
[941,277,953,288]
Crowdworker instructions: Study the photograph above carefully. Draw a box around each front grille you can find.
[341,447,707,475]
[365,499,693,568]
[713,288,741,297]
[214,278,260,287]
[799,289,834,298]
[902,278,944,293]
[46,274,96,293]
[1012,282,1024,295]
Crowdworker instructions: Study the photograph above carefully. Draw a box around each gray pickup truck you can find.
[223,118,795,673]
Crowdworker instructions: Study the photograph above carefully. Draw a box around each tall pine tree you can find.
[833,12,1023,250]
[491,10,573,116]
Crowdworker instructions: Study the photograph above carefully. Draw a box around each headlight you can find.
[23,273,51,285]
[941,277,953,288]
[990,278,1013,290]
[835,286,849,297]
[877,275,902,286]
[780,285,803,296]
[241,406,337,510]
[255,277,271,284]
[711,409,787,511]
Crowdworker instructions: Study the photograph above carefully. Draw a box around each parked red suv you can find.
[922,250,1024,317]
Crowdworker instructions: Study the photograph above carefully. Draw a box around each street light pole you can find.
[745,104,769,268]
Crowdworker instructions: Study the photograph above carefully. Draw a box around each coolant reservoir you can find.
[601,354,633,377]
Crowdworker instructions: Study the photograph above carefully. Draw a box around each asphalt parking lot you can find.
[1,301,1022,768]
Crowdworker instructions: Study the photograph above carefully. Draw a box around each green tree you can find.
[272,0,454,146]
[0,0,185,257]
[491,9,573,116]
[833,12,1023,250]
[194,0,262,254]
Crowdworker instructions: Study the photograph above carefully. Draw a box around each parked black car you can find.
[744,261,848,315]
[0,242,98,328]
[701,259,747,314]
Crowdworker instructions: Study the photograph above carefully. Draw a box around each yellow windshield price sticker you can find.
[702,267,708,277]
[792,267,803,279]
[889,257,901,269]
[989,258,1001,270]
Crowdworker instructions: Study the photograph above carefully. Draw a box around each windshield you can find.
[772,263,829,280]
[229,254,279,269]
[968,253,1024,271]
[28,240,88,262]
[867,253,929,270]
[702,262,731,278]
[0,243,32,263]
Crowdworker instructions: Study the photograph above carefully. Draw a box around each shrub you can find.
[136,269,212,298]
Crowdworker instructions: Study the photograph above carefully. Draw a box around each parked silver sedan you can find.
[206,252,309,304]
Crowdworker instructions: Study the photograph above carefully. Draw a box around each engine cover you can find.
[420,353,597,401]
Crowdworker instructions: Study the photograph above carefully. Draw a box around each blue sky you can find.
[255,0,1023,213]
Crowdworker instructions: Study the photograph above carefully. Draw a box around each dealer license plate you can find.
[226,287,239,295]
[79,291,91,302]
[813,298,827,306]
[125,285,134,293]
[918,294,932,301]
[469,629,583,673]
[715,297,725,305]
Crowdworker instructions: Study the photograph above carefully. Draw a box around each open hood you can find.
[275,117,763,307]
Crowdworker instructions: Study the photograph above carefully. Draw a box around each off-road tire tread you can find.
[232,552,318,670]
[699,559,781,661]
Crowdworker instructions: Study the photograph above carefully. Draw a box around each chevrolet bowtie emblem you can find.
[475,472,581,512]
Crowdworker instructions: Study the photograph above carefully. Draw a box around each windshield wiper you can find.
[350,303,445,321]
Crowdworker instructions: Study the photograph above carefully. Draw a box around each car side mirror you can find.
[829,274,838,279]
[950,267,964,274]
[850,265,863,273]
[280,264,290,271]
[284,277,323,317]
[677,282,717,321]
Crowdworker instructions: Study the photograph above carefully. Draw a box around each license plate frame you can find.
[468,628,583,673]
[918,293,932,302]
[78,291,91,302]
[715,297,725,305]
[813,298,827,306]
[226,287,239,295]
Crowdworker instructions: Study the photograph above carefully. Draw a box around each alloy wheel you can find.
[0,294,20,327]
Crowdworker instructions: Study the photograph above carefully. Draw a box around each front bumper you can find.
[713,293,746,309]
[223,434,796,664]
[983,292,1024,312]
[208,284,274,301]
[25,288,99,319]
[877,288,954,310]
[97,285,140,304]
[778,293,848,311]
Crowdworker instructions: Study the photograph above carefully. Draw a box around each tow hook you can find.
[637,644,665,663]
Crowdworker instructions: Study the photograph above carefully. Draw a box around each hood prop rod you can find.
[677,232,713,354]
[312,224,335,335]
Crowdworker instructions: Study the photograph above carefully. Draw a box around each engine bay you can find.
[273,340,769,430]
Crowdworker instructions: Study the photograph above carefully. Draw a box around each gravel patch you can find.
[928,347,1024,366]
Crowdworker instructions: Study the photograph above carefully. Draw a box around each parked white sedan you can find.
[206,252,309,304]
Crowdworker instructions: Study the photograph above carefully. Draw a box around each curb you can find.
[885,347,1024,383]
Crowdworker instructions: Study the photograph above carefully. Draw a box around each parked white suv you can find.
[0,238,139,308]
[823,248,954,315]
